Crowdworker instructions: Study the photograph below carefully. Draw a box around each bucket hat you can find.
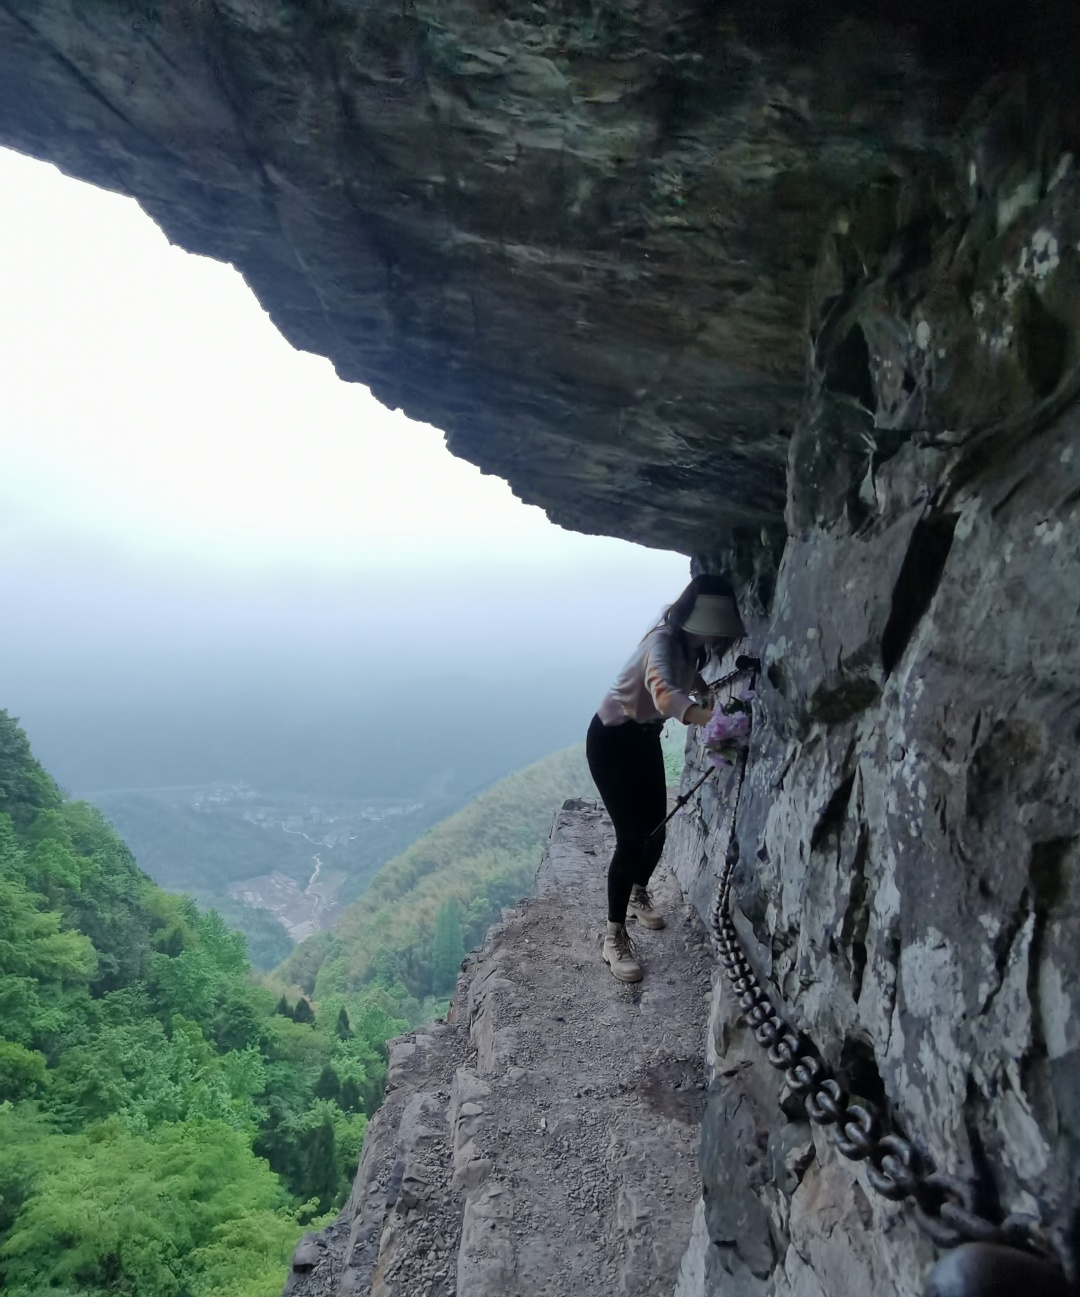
[680,593,744,638]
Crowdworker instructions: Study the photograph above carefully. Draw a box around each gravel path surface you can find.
[284,797,714,1297]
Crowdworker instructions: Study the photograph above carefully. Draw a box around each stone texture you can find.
[667,97,1080,1296]
[4,1,1075,554]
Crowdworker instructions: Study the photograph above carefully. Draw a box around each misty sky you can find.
[0,147,689,746]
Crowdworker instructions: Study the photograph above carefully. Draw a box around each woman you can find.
[586,574,745,983]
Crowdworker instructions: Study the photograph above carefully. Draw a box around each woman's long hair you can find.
[661,574,740,669]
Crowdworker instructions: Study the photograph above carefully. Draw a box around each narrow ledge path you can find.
[286,797,715,1297]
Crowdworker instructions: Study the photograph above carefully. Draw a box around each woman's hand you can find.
[683,703,714,727]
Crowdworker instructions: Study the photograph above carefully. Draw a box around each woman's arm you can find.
[644,630,708,723]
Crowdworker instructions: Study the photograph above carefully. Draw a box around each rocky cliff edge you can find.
[284,798,714,1297]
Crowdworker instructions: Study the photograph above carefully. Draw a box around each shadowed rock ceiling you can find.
[3,0,1073,555]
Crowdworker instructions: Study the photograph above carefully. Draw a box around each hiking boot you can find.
[627,884,665,930]
[602,921,642,983]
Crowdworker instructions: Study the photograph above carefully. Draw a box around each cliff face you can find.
[3,5,1080,1295]
[667,133,1080,1293]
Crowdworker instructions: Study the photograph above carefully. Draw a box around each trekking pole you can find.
[647,764,717,840]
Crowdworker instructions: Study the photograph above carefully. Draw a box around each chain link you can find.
[701,671,1067,1279]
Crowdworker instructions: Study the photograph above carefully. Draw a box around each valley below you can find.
[87,781,442,965]
[231,854,338,944]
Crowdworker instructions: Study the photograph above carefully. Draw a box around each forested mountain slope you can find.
[0,710,603,1296]
[279,745,597,1003]
[0,711,408,1297]
[88,781,444,971]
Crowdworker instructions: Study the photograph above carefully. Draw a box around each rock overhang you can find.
[0,0,1076,557]
[6,9,1080,1294]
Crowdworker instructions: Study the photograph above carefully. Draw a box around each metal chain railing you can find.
[696,665,1074,1289]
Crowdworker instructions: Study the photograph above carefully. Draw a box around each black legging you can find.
[586,713,668,924]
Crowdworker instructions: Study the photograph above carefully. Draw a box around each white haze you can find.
[0,147,688,790]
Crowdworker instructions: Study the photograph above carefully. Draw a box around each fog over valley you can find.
[0,144,688,964]
[1,548,676,796]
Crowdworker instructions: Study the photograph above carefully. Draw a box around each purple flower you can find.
[702,710,750,747]
[700,701,752,773]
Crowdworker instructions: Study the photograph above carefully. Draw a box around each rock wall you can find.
[667,98,1080,1294]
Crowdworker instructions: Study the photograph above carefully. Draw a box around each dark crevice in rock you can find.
[1028,837,1076,1056]
[1019,1049,1057,1146]
[851,1181,874,1231]
[1029,836,1074,913]
[778,1085,808,1122]
[842,826,871,1003]
[967,719,1042,825]
[805,673,882,726]
[809,772,856,852]
[1014,286,1070,400]
[823,323,875,411]
[885,209,942,284]
[766,661,788,700]
[990,469,1038,518]
[963,1074,1006,1225]
[839,1034,886,1113]
[981,887,1031,1015]
[880,510,958,675]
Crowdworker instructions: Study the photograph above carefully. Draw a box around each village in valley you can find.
[89,780,435,951]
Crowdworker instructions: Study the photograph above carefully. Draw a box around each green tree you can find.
[313,1065,340,1103]
[431,898,465,994]
[0,1117,296,1297]
[299,1117,337,1213]
[335,1006,351,1039]
[0,713,357,1296]
[0,1040,46,1101]
[149,946,222,1027]
[198,909,248,974]
[0,864,98,1053]
[0,713,61,828]
[213,992,264,1053]
[292,997,315,1025]
[339,1076,362,1114]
